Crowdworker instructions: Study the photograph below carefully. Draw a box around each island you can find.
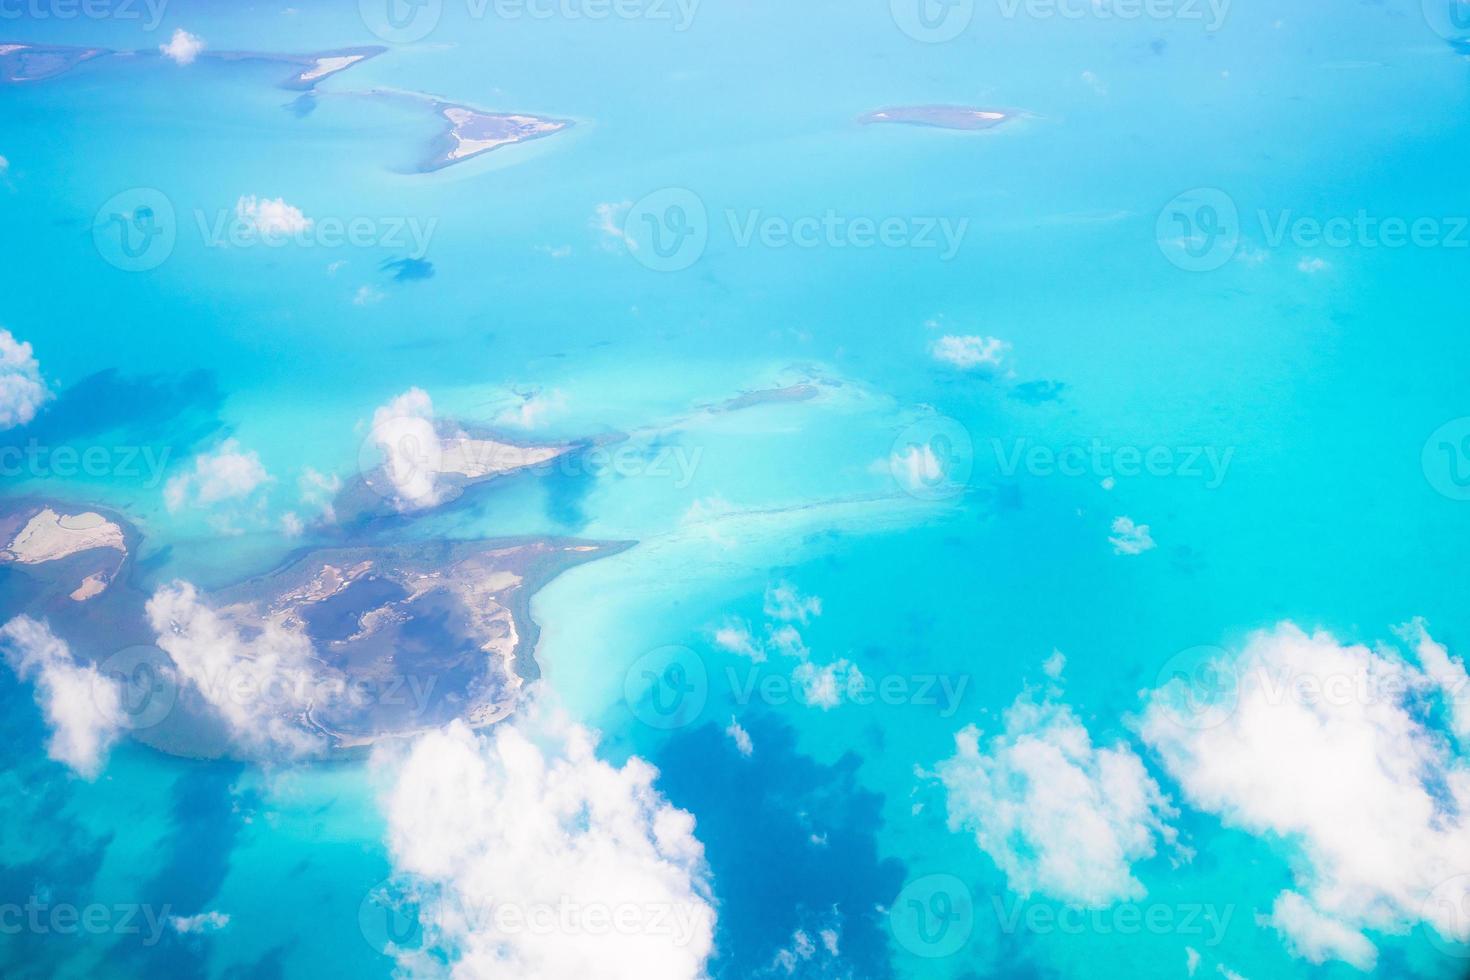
[0,502,129,602]
[202,536,629,749]
[0,498,631,759]
[0,43,109,83]
[362,89,573,172]
[209,45,385,90]
[858,105,1011,131]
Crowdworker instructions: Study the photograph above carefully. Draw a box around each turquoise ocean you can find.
[2,0,1469,976]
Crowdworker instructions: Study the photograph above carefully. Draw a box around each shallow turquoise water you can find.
[2,0,1470,976]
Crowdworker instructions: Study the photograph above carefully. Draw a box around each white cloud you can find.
[593,201,634,252]
[0,616,123,778]
[495,389,567,430]
[0,328,49,430]
[888,443,944,493]
[1297,256,1329,274]
[373,706,716,978]
[280,512,304,537]
[1186,946,1201,976]
[235,195,312,239]
[353,285,384,306]
[726,716,753,757]
[763,581,822,624]
[939,688,1178,906]
[1109,516,1155,555]
[930,335,1010,370]
[1266,891,1377,971]
[766,624,808,659]
[369,387,442,511]
[712,618,765,662]
[1043,650,1066,680]
[164,438,272,512]
[0,155,9,178]
[792,658,863,710]
[297,466,341,525]
[169,910,230,934]
[1139,622,1470,970]
[146,582,326,757]
[160,28,205,65]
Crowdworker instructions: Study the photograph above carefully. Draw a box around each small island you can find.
[423,100,572,172]
[859,105,1010,131]
[0,498,631,759]
[0,503,128,602]
[210,45,385,90]
[0,43,109,83]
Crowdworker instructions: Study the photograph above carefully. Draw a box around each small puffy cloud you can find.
[369,387,442,510]
[792,658,863,710]
[494,389,567,430]
[164,439,272,512]
[1266,891,1377,971]
[0,155,9,177]
[235,195,311,239]
[1186,947,1201,976]
[712,618,764,661]
[0,616,123,778]
[1109,516,1155,555]
[939,688,1178,906]
[1297,256,1329,274]
[725,716,753,757]
[1042,650,1066,680]
[1139,622,1470,970]
[930,335,1009,370]
[766,624,808,660]
[160,28,205,65]
[297,466,342,526]
[888,442,944,493]
[763,581,822,624]
[169,911,230,934]
[353,285,384,306]
[0,328,49,430]
[373,706,716,978]
[146,582,325,757]
[593,200,634,252]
